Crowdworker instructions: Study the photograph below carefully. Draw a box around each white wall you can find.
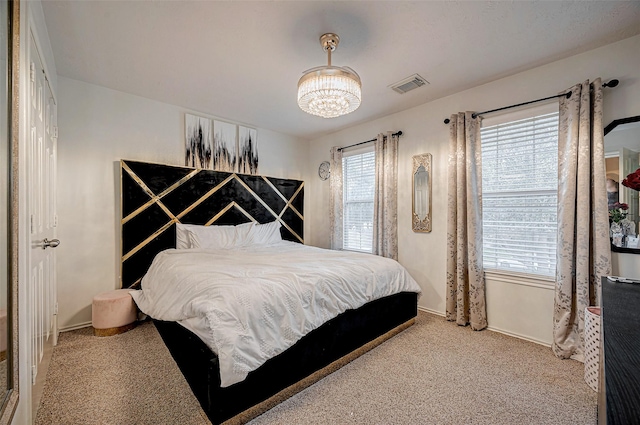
[611,252,640,279]
[49,29,640,351]
[56,77,308,330]
[305,34,640,346]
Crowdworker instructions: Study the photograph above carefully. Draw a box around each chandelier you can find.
[297,33,362,119]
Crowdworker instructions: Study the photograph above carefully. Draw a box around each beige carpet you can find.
[34,322,209,425]
[0,359,6,396]
[35,312,596,425]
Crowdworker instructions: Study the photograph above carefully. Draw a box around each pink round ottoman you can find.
[92,289,137,337]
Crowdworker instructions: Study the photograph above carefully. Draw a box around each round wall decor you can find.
[318,161,330,181]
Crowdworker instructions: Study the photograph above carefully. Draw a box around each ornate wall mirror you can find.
[0,0,19,421]
[604,115,640,253]
[412,153,432,233]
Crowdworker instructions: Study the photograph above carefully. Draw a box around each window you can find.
[343,150,375,252]
[481,109,559,277]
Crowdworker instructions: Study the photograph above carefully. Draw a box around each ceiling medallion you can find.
[297,33,362,119]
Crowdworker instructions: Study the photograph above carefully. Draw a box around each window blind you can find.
[343,151,375,253]
[481,111,559,277]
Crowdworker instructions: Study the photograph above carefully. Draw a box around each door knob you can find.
[43,238,60,249]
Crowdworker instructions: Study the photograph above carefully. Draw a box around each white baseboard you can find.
[58,321,92,333]
[486,325,551,347]
[417,306,445,317]
[417,306,551,347]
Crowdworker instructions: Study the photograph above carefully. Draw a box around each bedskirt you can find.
[154,291,418,424]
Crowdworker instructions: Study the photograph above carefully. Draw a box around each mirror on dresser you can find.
[604,115,640,254]
[0,0,19,421]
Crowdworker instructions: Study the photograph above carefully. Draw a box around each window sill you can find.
[484,269,555,290]
[341,248,373,255]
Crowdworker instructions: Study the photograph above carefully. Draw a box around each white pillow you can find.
[247,221,282,246]
[188,222,255,250]
[175,223,203,249]
[234,222,255,246]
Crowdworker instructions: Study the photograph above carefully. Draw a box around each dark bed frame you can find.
[120,160,418,424]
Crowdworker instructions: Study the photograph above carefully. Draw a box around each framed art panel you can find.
[213,120,237,173]
[238,126,258,175]
[185,114,213,169]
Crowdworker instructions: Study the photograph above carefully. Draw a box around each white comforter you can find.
[131,241,421,387]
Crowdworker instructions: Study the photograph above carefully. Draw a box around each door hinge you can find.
[54,302,58,315]
[53,126,58,138]
[31,365,37,385]
[54,214,58,227]
[30,62,35,82]
[30,215,34,234]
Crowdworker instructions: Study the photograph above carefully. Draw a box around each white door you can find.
[28,35,58,419]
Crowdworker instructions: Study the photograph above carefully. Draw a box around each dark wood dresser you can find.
[598,276,640,424]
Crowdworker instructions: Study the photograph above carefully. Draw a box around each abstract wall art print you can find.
[185,114,213,169]
[238,125,258,175]
[213,120,237,173]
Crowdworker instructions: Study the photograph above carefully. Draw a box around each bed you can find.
[120,160,420,424]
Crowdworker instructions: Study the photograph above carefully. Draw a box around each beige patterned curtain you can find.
[329,147,344,250]
[446,112,487,330]
[373,132,399,260]
[554,79,611,361]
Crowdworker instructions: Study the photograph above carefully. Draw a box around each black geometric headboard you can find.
[120,160,304,288]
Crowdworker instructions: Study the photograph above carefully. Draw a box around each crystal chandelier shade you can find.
[297,34,362,119]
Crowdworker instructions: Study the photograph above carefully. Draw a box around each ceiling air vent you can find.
[389,74,429,94]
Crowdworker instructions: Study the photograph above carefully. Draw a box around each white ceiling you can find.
[605,121,640,154]
[41,1,640,140]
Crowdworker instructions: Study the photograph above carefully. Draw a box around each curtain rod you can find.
[443,79,619,124]
[337,131,403,152]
